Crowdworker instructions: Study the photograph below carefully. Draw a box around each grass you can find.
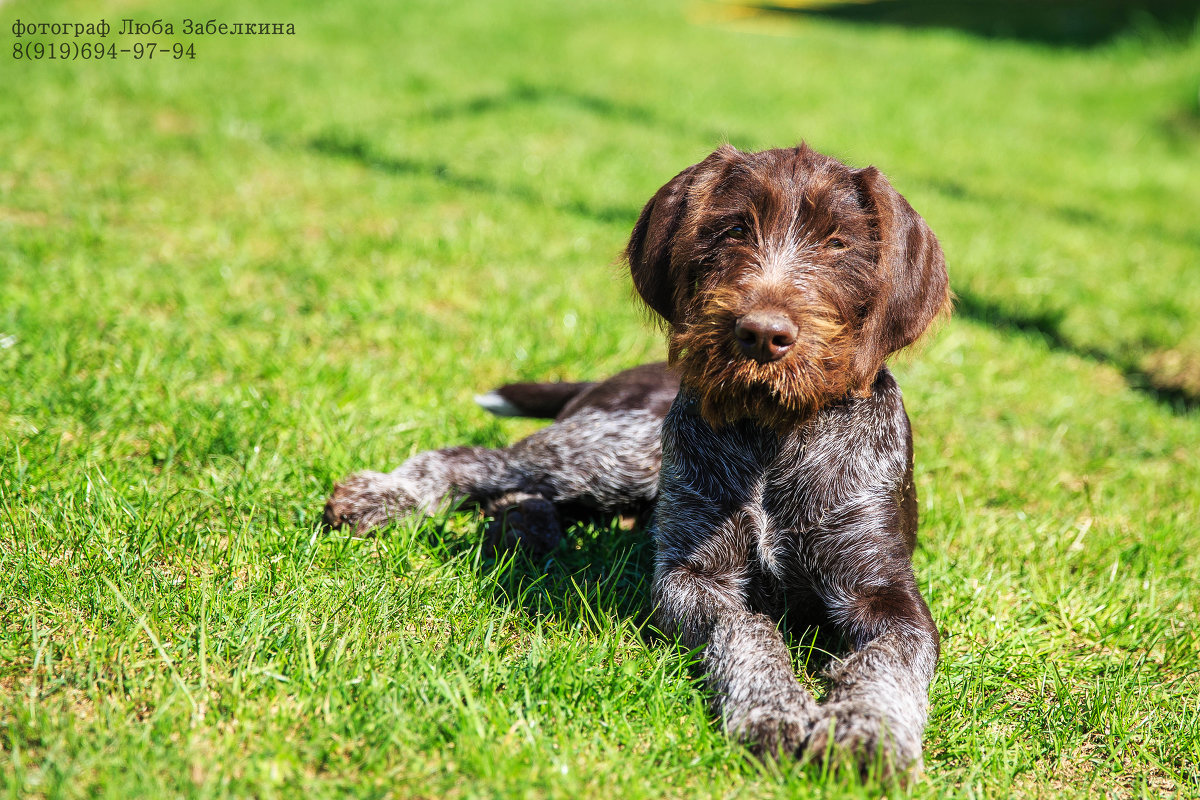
[2,0,1199,797]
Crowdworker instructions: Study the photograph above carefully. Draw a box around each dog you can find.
[324,143,949,777]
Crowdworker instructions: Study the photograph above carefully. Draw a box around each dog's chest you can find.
[664,379,911,582]
[739,435,833,577]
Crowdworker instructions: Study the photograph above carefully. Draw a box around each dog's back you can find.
[477,362,679,422]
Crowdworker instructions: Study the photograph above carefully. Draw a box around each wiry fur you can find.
[323,143,949,780]
[652,372,937,774]
[324,403,668,553]
[626,143,948,779]
[668,283,852,428]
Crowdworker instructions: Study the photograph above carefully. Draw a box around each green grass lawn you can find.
[2,0,1199,797]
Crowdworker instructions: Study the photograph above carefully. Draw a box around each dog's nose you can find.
[734,313,797,363]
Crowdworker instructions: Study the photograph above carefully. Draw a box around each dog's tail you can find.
[475,379,598,419]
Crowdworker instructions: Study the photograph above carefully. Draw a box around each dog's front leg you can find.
[805,597,937,778]
[802,495,940,777]
[653,541,818,755]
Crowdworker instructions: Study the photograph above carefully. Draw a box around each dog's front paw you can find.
[484,494,563,555]
[728,705,812,757]
[802,702,923,781]
[323,471,417,533]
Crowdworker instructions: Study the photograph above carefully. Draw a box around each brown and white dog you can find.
[324,143,949,776]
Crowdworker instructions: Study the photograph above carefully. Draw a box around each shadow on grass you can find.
[308,130,637,225]
[954,288,1199,411]
[484,515,657,626]
[421,83,661,126]
[416,81,750,146]
[745,0,1200,47]
[303,80,761,226]
[420,510,844,678]
[920,176,1200,251]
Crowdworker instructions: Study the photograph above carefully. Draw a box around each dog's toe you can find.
[729,705,811,757]
[323,471,415,533]
[802,703,922,781]
[322,494,348,529]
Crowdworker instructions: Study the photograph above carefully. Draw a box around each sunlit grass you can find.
[2,0,1198,796]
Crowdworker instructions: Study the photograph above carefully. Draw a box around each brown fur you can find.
[626,144,948,429]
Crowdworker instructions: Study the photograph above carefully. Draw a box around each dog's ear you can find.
[626,146,740,324]
[852,166,950,388]
[625,164,700,324]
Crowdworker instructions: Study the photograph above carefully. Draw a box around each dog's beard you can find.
[668,296,853,430]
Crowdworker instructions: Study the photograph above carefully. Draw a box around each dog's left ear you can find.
[851,166,950,389]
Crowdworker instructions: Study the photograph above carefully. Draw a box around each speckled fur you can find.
[653,372,937,774]
[628,144,948,778]
[324,405,666,552]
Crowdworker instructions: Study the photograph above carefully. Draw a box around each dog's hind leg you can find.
[482,491,564,554]
[322,444,520,533]
[323,407,665,542]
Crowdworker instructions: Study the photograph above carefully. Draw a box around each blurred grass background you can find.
[2,0,1199,797]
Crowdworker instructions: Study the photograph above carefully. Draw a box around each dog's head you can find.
[626,144,949,428]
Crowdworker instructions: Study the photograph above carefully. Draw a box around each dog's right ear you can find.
[626,146,741,324]
[625,163,700,325]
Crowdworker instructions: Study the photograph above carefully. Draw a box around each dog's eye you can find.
[723,226,747,241]
[827,237,847,250]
